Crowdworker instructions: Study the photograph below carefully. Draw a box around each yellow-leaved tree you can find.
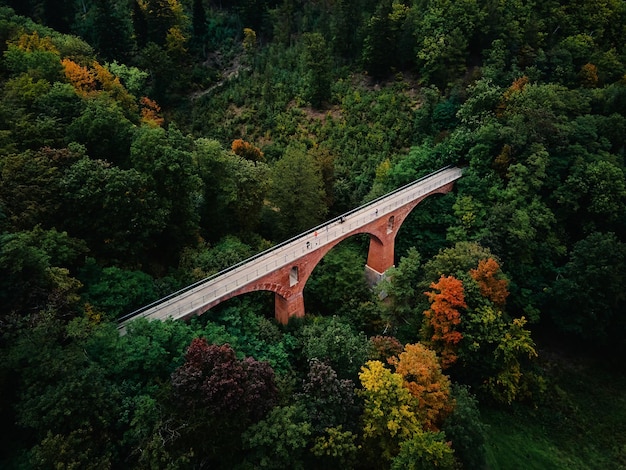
[359,360,420,462]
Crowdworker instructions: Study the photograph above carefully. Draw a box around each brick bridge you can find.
[118,166,463,331]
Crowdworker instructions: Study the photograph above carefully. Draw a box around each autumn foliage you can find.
[140,96,164,127]
[423,275,466,368]
[369,335,404,363]
[171,338,277,423]
[389,343,454,431]
[231,138,264,161]
[61,58,97,96]
[15,31,58,52]
[62,59,135,108]
[469,257,509,307]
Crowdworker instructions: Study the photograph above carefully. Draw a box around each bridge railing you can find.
[118,166,463,325]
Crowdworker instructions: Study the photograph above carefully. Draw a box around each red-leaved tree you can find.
[169,338,278,464]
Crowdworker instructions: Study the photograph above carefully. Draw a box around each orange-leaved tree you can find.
[231,139,264,162]
[62,58,97,97]
[469,257,509,308]
[140,97,164,127]
[389,343,454,431]
[423,275,466,368]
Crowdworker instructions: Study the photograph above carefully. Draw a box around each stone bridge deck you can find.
[118,166,463,332]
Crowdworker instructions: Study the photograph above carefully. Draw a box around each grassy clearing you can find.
[482,350,626,469]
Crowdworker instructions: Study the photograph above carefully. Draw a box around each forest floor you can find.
[482,345,626,469]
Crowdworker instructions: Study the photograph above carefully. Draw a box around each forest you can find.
[0,0,625,468]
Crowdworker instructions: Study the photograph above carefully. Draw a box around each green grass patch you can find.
[482,352,626,470]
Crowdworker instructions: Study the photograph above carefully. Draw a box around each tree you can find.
[297,359,357,434]
[66,96,134,164]
[557,159,626,232]
[549,231,626,348]
[469,257,509,308]
[231,138,264,161]
[0,227,86,316]
[390,431,456,470]
[194,138,270,238]
[172,338,277,421]
[485,316,538,404]
[178,235,254,280]
[59,157,167,265]
[368,335,404,363]
[242,404,312,470]
[136,0,187,47]
[300,316,369,381]
[423,276,466,368]
[130,125,202,265]
[3,32,63,82]
[73,0,134,61]
[389,343,454,431]
[300,32,332,107]
[267,143,327,239]
[361,0,394,78]
[310,425,359,468]
[6,316,123,468]
[79,262,158,320]
[442,384,487,469]
[191,0,207,49]
[377,247,424,339]
[170,339,278,466]
[0,146,80,230]
[304,242,375,323]
[359,360,421,462]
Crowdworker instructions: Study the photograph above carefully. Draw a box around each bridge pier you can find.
[275,291,305,324]
[366,234,395,276]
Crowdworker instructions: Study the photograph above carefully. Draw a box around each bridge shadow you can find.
[394,192,456,263]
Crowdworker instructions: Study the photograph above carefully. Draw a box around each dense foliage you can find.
[0,0,625,468]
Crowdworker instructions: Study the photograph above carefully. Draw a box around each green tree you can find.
[194,138,270,239]
[377,247,424,339]
[485,316,538,404]
[442,384,487,469]
[242,404,313,470]
[3,32,63,82]
[304,242,374,320]
[0,146,80,230]
[73,0,134,61]
[300,316,369,381]
[300,32,332,107]
[549,232,626,349]
[267,143,327,239]
[59,156,167,265]
[130,125,202,265]
[310,425,359,468]
[390,431,456,470]
[79,262,158,320]
[6,316,122,468]
[0,227,86,316]
[557,159,626,233]
[66,95,134,165]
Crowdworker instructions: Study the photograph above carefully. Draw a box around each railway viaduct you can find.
[118,166,463,331]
